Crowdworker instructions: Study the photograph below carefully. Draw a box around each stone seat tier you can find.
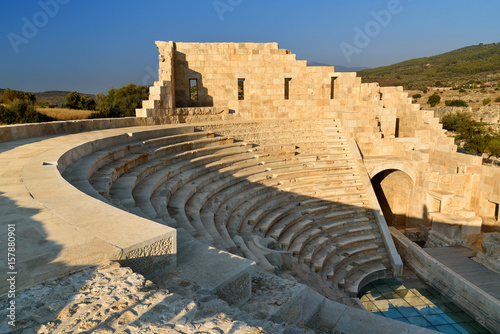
[62,128,205,182]
[110,142,245,209]
[274,210,367,250]
[206,174,358,253]
[301,222,372,266]
[105,138,242,201]
[169,160,334,245]
[344,262,387,297]
[310,230,376,273]
[220,175,362,237]
[265,201,365,241]
[162,153,265,224]
[232,235,277,273]
[193,163,331,250]
[199,163,360,219]
[154,154,259,239]
[89,135,233,197]
[134,145,253,222]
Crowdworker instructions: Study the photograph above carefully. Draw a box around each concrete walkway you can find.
[0,126,179,294]
[424,246,500,301]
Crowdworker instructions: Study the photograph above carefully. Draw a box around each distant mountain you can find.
[308,61,370,72]
[0,89,96,106]
[357,42,500,89]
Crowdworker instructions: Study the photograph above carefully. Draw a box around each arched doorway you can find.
[371,169,414,230]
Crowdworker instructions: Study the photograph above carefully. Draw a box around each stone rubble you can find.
[0,262,325,334]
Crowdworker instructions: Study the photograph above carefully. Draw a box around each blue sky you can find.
[1,0,499,94]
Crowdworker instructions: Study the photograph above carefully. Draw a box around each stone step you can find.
[321,216,370,232]
[344,262,388,297]
[278,220,314,248]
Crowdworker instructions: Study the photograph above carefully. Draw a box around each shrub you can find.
[445,99,469,107]
[1,88,36,104]
[93,83,149,118]
[427,93,441,107]
[65,92,96,110]
[459,88,466,93]
[487,138,500,159]
[483,98,491,106]
[441,111,475,132]
[412,93,422,99]
[0,99,55,124]
[495,97,500,102]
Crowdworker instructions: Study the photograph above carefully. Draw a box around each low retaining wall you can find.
[391,227,500,332]
[0,117,150,143]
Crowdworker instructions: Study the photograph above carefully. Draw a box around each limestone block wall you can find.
[172,42,341,120]
[135,41,500,233]
[476,166,500,228]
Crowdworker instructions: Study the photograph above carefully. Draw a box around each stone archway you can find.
[371,169,414,230]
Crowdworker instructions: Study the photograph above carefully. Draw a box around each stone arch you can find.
[370,167,415,230]
[368,163,416,184]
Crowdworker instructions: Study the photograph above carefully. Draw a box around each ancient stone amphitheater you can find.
[1,42,500,333]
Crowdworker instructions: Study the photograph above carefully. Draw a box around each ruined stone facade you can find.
[137,41,500,246]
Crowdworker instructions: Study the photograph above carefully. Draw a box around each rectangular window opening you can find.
[238,78,245,100]
[495,203,499,221]
[189,79,198,101]
[284,78,291,100]
[395,118,400,138]
[330,77,337,99]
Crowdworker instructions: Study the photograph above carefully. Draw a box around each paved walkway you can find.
[424,246,500,301]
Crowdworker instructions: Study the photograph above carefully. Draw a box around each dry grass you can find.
[37,107,94,120]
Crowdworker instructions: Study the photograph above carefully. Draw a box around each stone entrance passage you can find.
[372,169,413,230]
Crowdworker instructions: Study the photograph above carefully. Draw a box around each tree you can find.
[0,99,55,124]
[445,99,468,107]
[1,88,36,104]
[65,91,82,109]
[80,95,96,110]
[91,83,148,118]
[65,91,96,110]
[427,93,441,107]
[487,138,500,159]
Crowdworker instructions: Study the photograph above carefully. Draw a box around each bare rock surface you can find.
[0,262,319,334]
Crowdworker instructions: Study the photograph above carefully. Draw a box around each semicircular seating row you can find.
[62,119,391,302]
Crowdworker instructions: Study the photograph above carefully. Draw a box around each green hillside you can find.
[0,89,96,106]
[358,43,500,90]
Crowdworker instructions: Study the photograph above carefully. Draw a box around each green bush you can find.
[445,99,469,107]
[1,88,36,104]
[0,99,55,124]
[483,98,491,106]
[65,92,96,110]
[487,138,500,159]
[412,93,422,99]
[427,93,441,107]
[495,97,500,102]
[92,83,149,118]
[459,88,466,93]
[441,111,475,132]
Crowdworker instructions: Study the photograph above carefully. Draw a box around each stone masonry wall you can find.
[135,41,500,233]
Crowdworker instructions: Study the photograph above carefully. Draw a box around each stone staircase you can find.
[62,119,395,302]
